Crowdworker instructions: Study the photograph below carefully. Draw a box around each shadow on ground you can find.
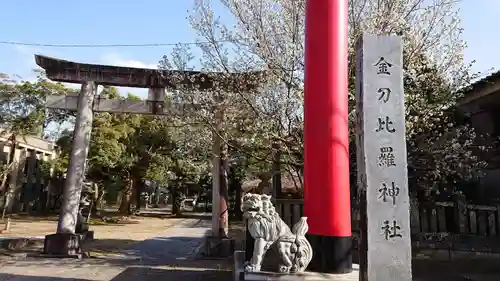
[0,265,232,281]
[1,235,211,267]
[412,258,500,281]
[1,238,140,258]
[0,273,93,281]
[7,213,140,225]
[109,266,231,281]
[134,212,211,220]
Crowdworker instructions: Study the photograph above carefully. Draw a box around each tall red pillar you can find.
[303,0,352,274]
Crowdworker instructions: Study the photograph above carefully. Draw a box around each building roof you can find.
[464,71,500,95]
[458,70,500,106]
[0,130,56,154]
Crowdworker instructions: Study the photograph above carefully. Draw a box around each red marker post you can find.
[303,0,352,274]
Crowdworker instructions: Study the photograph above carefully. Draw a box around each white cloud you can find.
[100,53,157,69]
[97,53,156,98]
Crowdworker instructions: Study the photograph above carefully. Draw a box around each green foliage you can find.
[51,87,213,207]
[0,74,75,139]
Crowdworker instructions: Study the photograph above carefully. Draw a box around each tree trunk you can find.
[0,136,15,191]
[153,185,161,207]
[171,183,180,215]
[219,156,229,237]
[272,143,283,199]
[233,171,243,221]
[1,136,16,220]
[92,187,104,215]
[257,173,271,195]
[134,180,143,211]
[119,177,136,214]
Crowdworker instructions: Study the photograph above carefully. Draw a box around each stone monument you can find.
[355,34,412,281]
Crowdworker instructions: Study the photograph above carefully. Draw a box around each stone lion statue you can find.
[242,193,313,273]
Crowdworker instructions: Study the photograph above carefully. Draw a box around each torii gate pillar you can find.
[45,82,96,256]
[304,0,352,274]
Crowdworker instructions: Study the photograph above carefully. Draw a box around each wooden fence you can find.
[244,198,500,261]
[273,199,500,237]
[413,201,500,236]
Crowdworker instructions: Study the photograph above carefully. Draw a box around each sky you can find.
[0,0,497,98]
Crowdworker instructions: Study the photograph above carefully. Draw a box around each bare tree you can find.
[161,0,485,197]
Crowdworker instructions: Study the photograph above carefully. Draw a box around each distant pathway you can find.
[128,217,210,264]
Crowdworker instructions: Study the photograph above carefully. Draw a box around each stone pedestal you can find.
[233,251,359,281]
[43,233,82,258]
[203,236,235,258]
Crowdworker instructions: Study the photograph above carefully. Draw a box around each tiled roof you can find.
[462,70,500,95]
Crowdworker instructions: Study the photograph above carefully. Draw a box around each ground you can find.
[0,212,232,281]
[1,213,500,280]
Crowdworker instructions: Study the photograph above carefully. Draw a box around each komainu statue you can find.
[242,193,313,273]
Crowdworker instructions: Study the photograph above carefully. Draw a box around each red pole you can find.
[303,0,352,274]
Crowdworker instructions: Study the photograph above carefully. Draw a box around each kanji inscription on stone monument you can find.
[376,116,396,133]
[355,35,412,281]
[378,87,391,103]
[379,181,400,205]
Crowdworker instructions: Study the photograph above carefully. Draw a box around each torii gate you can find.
[35,55,264,256]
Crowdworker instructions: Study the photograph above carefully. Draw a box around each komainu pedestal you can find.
[242,193,313,273]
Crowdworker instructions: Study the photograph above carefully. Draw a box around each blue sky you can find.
[0,0,497,98]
